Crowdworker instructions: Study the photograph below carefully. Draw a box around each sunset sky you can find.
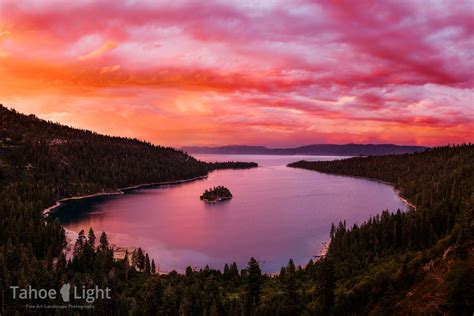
[0,0,473,147]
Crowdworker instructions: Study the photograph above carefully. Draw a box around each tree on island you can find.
[200,186,233,202]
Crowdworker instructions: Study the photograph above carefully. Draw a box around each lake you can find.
[52,154,408,273]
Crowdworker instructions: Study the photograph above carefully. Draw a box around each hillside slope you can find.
[289,145,474,314]
[0,104,212,277]
[0,105,210,208]
[0,105,256,310]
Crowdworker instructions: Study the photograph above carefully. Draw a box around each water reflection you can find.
[53,155,408,272]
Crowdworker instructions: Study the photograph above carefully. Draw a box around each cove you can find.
[52,155,408,273]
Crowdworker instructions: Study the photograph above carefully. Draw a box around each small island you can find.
[207,161,258,170]
[200,186,233,202]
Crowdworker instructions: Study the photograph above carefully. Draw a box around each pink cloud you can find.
[0,0,472,146]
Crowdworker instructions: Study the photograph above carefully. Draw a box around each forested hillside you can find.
[289,145,473,314]
[0,104,209,257]
[0,105,255,314]
[0,104,472,315]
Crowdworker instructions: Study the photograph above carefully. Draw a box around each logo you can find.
[59,283,70,302]
[10,283,111,304]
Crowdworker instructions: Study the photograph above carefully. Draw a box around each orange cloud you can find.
[78,40,117,60]
[100,64,121,73]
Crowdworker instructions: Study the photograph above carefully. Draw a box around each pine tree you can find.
[316,257,335,313]
[185,266,193,277]
[124,250,130,281]
[73,230,86,258]
[131,249,138,269]
[246,257,262,312]
[136,248,145,271]
[287,258,296,275]
[99,231,109,252]
[145,253,151,274]
[223,263,230,280]
[279,258,299,314]
[230,262,239,279]
[88,228,96,247]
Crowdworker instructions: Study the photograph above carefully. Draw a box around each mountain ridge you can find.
[182,143,429,156]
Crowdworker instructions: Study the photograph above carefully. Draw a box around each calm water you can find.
[52,155,408,272]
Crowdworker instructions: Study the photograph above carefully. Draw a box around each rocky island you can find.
[200,186,233,202]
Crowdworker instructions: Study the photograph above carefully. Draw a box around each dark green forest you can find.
[1,104,472,315]
[289,145,473,314]
[206,161,258,170]
[200,186,233,202]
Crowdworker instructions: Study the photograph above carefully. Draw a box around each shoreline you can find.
[46,168,415,273]
[340,174,417,210]
[289,166,417,210]
[62,227,138,262]
[42,175,208,216]
[42,175,208,260]
[200,196,233,203]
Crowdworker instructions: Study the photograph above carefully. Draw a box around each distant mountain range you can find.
[182,144,429,156]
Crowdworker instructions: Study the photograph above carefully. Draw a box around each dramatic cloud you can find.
[0,0,472,146]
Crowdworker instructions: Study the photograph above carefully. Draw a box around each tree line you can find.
[1,104,472,314]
